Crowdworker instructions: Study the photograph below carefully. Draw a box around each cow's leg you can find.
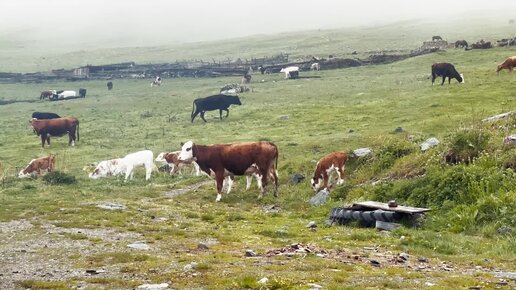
[191,109,200,123]
[224,109,229,118]
[215,172,225,202]
[322,171,330,190]
[225,176,234,194]
[258,172,269,199]
[219,109,223,120]
[271,168,279,197]
[47,136,51,146]
[441,76,445,85]
[431,74,436,85]
[246,175,253,190]
[200,111,207,122]
[336,165,345,185]
[40,134,47,148]
[145,164,152,180]
[124,165,134,181]
[193,162,200,176]
[169,164,176,175]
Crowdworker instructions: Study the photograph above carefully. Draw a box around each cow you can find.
[242,74,252,84]
[55,91,76,99]
[88,158,124,179]
[177,141,279,202]
[310,151,349,192]
[155,151,200,176]
[79,88,87,97]
[107,81,113,90]
[191,94,242,123]
[31,112,61,120]
[432,35,442,41]
[30,117,79,148]
[431,63,464,85]
[89,150,154,181]
[40,90,56,100]
[18,155,56,178]
[280,66,299,79]
[310,63,320,71]
[496,56,516,75]
[454,40,468,49]
[150,76,162,87]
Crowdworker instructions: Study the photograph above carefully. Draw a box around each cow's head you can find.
[178,141,194,162]
[310,176,322,192]
[155,152,167,163]
[231,95,242,106]
[89,160,113,179]
[18,159,35,178]
[459,74,464,84]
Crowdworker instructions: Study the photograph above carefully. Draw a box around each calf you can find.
[191,94,242,123]
[18,155,56,178]
[40,90,56,100]
[88,158,124,179]
[30,117,79,148]
[496,56,516,74]
[280,66,299,79]
[431,63,464,85]
[31,112,61,120]
[90,150,154,181]
[310,151,348,192]
[155,151,200,176]
[178,141,279,201]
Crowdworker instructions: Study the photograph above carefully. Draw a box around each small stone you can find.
[425,282,435,287]
[97,203,126,210]
[496,226,512,235]
[394,127,404,133]
[86,269,106,275]
[418,256,428,263]
[290,173,305,184]
[258,277,268,284]
[307,283,323,289]
[370,259,381,267]
[245,249,257,257]
[348,129,355,133]
[399,252,409,261]
[279,115,289,121]
[197,243,209,250]
[310,188,330,206]
[306,221,317,229]
[468,286,482,290]
[136,283,169,290]
[128,242,150,250]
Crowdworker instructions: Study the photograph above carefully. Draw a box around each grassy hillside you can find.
[0,23,515,289]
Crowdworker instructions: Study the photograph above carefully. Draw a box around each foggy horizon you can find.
[2,0,516,47]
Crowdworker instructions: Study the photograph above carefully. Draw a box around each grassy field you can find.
[1,22,516,289]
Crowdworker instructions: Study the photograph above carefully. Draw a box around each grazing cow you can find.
[56,91,76,99]
[31,112,61,120]
[107,81,113,90]
[310,62,320,71]
[155,151,200,176]
[191,94,242,123]
[150,76,162,87]
[242,74,252,84]
[40,90,56,100]
[432,35,442,41]
[30,117,79,147]
[454,40,468,49]
[431,63,464,85]
[496,56,516,74]
[79,88,87,97]
[310,151,348,192]
[280,66,299,79]
[178,141,279,202]
[90,150,154,181]
[88,158,124,179]
[18,155,56,178]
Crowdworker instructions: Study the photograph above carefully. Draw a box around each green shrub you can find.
[42,171,76,185]
[444,127,490,164]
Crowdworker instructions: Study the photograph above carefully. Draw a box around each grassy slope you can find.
[0,20,515,289]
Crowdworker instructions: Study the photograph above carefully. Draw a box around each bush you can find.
[42,171,76,185]
[444,127,490,164]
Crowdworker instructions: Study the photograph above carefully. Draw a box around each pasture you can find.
[1,35,516,288]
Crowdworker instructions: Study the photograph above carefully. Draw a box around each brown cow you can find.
[496,56,516,75]
[155,151,200,176]
[310,151,348,192]
[30,117,79,148]
[18,155,56,178]
[177,141,279,202]
[40,90,56,100]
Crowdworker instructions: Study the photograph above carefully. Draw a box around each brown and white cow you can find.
[155,151,200,176]
[30,117,79,148]
[310,151,348,192]
[178,141,279,202]
[496,56,516,75]
[18,155,56,178]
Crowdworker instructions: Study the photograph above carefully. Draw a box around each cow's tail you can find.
[191,100,197,120]
[76,120,80,141]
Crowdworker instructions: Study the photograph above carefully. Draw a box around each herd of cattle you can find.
[19,54,516,201]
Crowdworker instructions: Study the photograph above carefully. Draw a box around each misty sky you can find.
[2,0,516,43]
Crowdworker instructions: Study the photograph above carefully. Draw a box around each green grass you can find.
[1,21,516,289]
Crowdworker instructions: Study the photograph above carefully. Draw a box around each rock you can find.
[245,249,257,257]
[128,242,150,250]
[468,286,482,290]
[136,283,169,290]
[497,226,512,235]
[425,282,435,287]
[482,110,516,122]
[279,115,289,121]
[263,204,281,213]
[183,262,198,272]
[399,252,409,261]
[309,188,329,206]
[370,259,381,267]
[197,243,209,250]
[307,283,323,289]
[394,127,404,133]
[418,256,428,263]
[85,269,106,275]
[258,277,268,284]
[290,173,305,184]
[493,271,516,280]
[503,135,516,147]
[97,203,126,210]
[348,129,355,133]
[306,221,317,229]
[353,147,372,157]
[420,137,440,151]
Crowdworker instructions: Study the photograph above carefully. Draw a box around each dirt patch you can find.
[0,219,33,233]
[164,180,212,198]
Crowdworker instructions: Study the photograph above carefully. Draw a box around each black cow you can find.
[431,63,464,85]
[454,40,468,49]
[107,81,113,90]
[32,112,61,120]
[191,94,242,123]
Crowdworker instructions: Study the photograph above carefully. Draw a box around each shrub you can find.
[42,171,76,185]
[444,127,490,165]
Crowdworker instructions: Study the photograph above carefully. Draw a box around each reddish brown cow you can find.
[310,151,348,192]
[18,155,56,178]
[155,151,200,176]
[40,90,56,100]
[496,56,516,74]
[178,141,279,202]
[30,117,79,148]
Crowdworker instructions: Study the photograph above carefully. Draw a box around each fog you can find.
[2,0,516,46]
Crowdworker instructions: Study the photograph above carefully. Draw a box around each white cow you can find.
[57,90,76,99]
[280,66,299,79]
[310,63,320,71]
[150,76,162,87]
[89,150,154,181]
[155,151,200,176]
